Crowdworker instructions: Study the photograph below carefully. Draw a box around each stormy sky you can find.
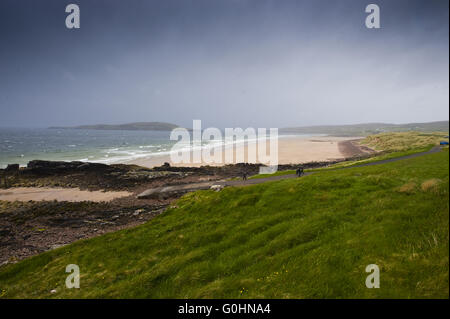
[0,0,448,129]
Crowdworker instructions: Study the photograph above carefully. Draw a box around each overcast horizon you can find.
[0,120,448,131]
[0,0,448,129]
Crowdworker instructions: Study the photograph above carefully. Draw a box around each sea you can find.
[0,128,184,168]
[0,128,316,168]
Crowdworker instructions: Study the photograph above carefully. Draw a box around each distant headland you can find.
[48,122,180,131]
[280,120,449,137]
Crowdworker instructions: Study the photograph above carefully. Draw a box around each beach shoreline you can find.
[0,187,132,202]
[0,135,376,264]
[126,135,371,168]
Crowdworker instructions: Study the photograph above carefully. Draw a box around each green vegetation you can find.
[1,149,448,298]
[228,171,294,181]
[248,132,447,177]
[361,131,448,152]
[309,148,431,172]
[249,170,295,179]
[310,132,449,171]
[280,121,449,137]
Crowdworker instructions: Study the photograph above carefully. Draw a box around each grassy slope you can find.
[280,121,449,137]
[0,150,448,298]
[361,131,448,152]
[250,132,449,177]
[249,147,437,177]
[249,170,295,179]
[321,131,448,171]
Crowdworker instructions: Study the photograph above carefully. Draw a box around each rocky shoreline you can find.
[0,150,376,265]
[0,159,357,192]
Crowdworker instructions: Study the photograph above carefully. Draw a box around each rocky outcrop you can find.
[27,160,111,174]
[1,158,354,192]
[4,160,194,191]
[210,184,224,192]
[137,182,216,199]
[5,164,19,172]
[151,162,263,176]
[114,170,187,182]
[10,159,350,179]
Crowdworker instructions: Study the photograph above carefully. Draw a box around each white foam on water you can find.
[90,134,300,165]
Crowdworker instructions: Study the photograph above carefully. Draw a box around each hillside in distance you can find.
[280,121,449,137]
[49,122,180,131]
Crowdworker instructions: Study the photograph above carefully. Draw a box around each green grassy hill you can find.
[361,131,449,152]
[0,150,448,298]
[280,121,449,136]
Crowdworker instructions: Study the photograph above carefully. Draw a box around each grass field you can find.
[249,170,295,179]
[0,148,448,298]
[249,147,438,176]
[249,132,449,176]
[361,131,448,152]
[310,147,436,171]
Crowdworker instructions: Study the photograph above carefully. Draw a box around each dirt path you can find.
[226,145,443,185]
[137,146,443,198]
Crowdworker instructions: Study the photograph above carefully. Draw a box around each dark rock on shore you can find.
[5,164,20,172]
[27,160,111,174]
[1,160,209,191]
[0,155,372,192]
[152,162,263,176]
[0,199,168,264]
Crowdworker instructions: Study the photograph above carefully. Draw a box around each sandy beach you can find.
[0,136,372,203]
[0,187,132,202]
[127,136,367,168]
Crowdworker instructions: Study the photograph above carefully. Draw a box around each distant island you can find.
[49,122,180,131]
[47,120,450,135]
[280,120,449,137]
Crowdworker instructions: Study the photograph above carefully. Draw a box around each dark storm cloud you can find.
[0,0,448,128]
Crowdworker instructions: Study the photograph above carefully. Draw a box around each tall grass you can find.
[0,150,448,298]
[362,131,448,152]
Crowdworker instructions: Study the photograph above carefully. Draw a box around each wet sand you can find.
[0,187,132,202]
[127,136,363,168]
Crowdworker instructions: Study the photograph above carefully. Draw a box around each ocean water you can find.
[0,128,184,168]
[0,128,316,168]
